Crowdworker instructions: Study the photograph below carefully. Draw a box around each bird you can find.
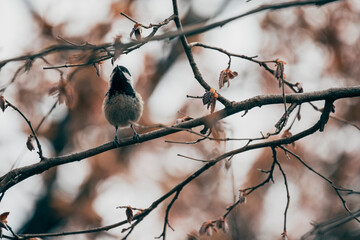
[102,65,143,145]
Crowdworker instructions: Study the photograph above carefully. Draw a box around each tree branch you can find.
[172,0,231,107]
[0,86,359,194]
[0,0,341,71]
[16,94,339,239]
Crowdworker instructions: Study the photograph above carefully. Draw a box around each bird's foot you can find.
[133,132,140,143]
[113,135,120,147]
[130,124,140,143]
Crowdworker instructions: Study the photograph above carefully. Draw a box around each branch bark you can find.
[0,86,359,194]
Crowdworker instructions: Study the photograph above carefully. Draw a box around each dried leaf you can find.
[239,190,246,204]
[199,221,216,236]
[281,129,293,139]
[48,79,74,108]
[0,96,6,112]
[225,159,232,169]
[219,70,228,89]
[25,59,33,72]
[202,91,212,106]
[112,35,123,64]
[130,23,142,40]
[210,94,216,113]
[202,88,218,113]
[0,212,9,230]
[281,129,295,147]
[26,136,35,151]
[295,82,303,93]
[215,217,226,233]
[219,69,238,89]
[126,206,133,224]
[275,59,286,87]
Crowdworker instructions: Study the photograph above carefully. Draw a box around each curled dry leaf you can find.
[112,35,123,64]
[225,159,232,170]
[26,135,35,151]
[295,82,303,93]
[219,68,238,89]
[215,217,227,233]
[130,23,142,40]
[0,96,6,112]
[275,59,286,87]
[0,212,9,230]
[125,206,133,224]
[202,88,218,113]
[239,190,246,204]
[281,129,295,147]
[25,59,33,72]
[48,78,74,108]
[199,221,216,236]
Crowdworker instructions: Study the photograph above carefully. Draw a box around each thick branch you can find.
[18,94,337,239]
[0,86,359,193]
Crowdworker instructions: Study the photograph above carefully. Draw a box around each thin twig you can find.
[5,100,44,160]
[35,100,58,133]
[189,42,297,92]
[172,0,231,107]
[120,12,139,25]
[279,146,360,223]
[272,147,290,236]
[301,208,360,240]
[177,154,210,163]
[156,190,181,239]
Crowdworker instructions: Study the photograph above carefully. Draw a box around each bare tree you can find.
[0,0,359,239]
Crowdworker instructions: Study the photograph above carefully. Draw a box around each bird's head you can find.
[108,65,135,97]
[110,65,133,86]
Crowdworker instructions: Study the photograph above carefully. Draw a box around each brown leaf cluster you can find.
[219,68,238,89]
[202,88,218,113]
[274,59,286,87]
[0,96,6,112]
[26,135,35,151]
[48,78,74,108]
[112,35,123,64]
[130,23,142,41]
[126,206,133,224]
[0,212,9,238]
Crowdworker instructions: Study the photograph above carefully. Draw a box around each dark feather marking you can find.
[108,66,135,98]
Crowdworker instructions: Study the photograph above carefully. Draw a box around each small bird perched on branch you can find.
[103,65,143,145]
